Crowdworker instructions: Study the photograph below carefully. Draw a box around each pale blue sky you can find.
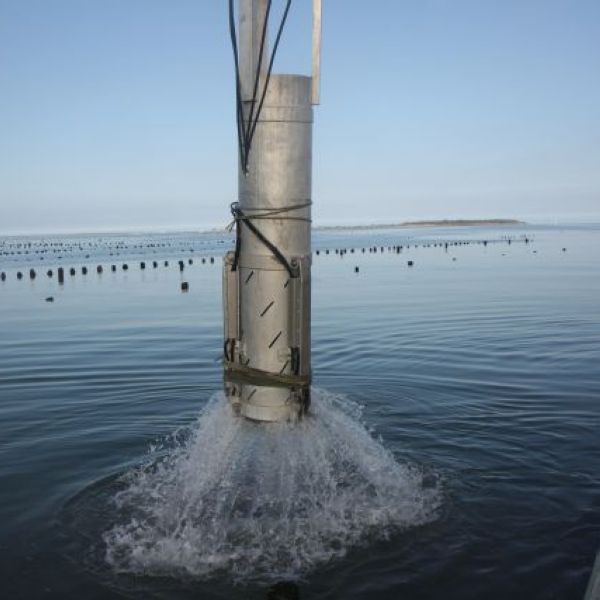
[1,0,599,234]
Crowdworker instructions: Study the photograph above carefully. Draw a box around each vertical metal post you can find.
[312,0,322,105]
[239,0,269,101]
[224,0,321,422]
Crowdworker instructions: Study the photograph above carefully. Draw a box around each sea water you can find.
[1,222,599,599]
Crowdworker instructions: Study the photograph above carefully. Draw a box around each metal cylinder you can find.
[239,75,313,259]
[244,76,312,421]
[223,0,319,422]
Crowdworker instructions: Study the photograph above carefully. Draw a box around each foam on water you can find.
[103,389,441,581]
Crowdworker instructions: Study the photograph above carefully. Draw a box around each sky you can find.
[0,0,599,234]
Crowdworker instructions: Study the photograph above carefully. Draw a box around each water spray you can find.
[223,0,322,421]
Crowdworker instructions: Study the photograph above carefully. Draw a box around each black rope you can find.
[228,201,310,275]
[228,0,247,170]
[230,202,298,278]
[227,2,299,283]
[237,200,312,222]
[243,0,292,173]
[243,0,272,153]
[228,0,292,174]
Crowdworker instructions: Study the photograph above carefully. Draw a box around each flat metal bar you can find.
[311,0,322,105]
[239,0,269,101]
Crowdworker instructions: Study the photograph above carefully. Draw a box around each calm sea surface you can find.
[1,223,599,599]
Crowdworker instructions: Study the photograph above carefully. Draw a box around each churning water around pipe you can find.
[101,388,442,582]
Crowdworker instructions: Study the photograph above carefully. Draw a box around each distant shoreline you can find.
[0,218,525,238]
[316,219,524,232]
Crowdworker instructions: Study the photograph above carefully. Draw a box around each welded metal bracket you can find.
[223,251,239,343]
[288,255,311,378]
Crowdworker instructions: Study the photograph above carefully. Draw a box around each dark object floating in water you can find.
[97,265,103,274]
[408,260,414,267]
[0,272,5,281]
[47,270,53,277]
[111,265,116,272]
[58,268,64,283]
[355,266,359,273]
[123,264,128,271]
[181,281,189,292]
[45,296,54,303]
[179,260,184,272]
[82,266,87,275]
[452,257,457,261]
[210,257,215,263]
[188,258,193,265]
[164,260,169,267]
[140,262,146,270]
[152,261,158,268]
[267,581,300,600]
[69,268,75,276]
[17,272,23,280]
[30,269,36,279]
[562,248,567,252]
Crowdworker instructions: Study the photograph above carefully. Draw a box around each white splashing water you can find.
[104,389,441,581]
